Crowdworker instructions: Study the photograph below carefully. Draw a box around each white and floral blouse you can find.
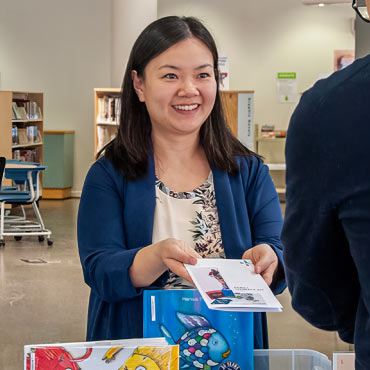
[152,172,225,288]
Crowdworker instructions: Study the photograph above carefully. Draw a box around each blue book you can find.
[143,289,254,370]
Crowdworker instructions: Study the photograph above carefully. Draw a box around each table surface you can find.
[5,163,37,169]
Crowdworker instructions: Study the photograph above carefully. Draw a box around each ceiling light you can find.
[302,0,351,4]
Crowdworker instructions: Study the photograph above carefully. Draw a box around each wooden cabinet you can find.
[43,131,75,199]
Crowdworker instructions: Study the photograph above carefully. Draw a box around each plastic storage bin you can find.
[254,349,331,370]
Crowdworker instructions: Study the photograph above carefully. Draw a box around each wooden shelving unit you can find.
[93,88,255,156]
[0,91,44,164]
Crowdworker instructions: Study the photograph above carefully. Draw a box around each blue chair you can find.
[0,157,53,247]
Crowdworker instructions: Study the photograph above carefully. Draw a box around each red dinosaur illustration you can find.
[26,346,93,370]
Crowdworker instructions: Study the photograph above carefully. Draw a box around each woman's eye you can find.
[198,72,211,78]
[163,73,177,79]
[136,366,146,370]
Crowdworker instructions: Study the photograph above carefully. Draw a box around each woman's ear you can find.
[132,70,145,102]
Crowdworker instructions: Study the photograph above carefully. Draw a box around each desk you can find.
[5,163,37,169]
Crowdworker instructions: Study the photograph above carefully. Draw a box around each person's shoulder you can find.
[235,154,266,178]
[84,156,125,191]
[236,153,262,166]
[303,54,370,106]
[88,156,120,178]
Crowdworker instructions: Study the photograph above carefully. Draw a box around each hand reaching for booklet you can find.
[242,244,278,286]
[129,238,200,288]
[155,238,200,283]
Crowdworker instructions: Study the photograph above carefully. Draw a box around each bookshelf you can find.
[94,88,121,156]
[94,88,255,156]
[0,91,44,164]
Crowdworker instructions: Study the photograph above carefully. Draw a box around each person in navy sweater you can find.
[282,1,370,368]
[78,16,285,348]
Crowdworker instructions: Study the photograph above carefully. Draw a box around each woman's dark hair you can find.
[101,16,257,179]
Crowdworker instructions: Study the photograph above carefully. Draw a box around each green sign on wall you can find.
[277,72,297,79]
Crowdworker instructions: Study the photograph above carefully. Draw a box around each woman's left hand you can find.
[242,244,278,286]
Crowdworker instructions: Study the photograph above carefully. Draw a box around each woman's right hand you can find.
[154,238,200,283]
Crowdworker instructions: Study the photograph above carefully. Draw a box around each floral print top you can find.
[151,172,225,288]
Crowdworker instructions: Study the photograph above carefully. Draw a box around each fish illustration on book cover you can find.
[160,312,230,369]
[143,289,253,370]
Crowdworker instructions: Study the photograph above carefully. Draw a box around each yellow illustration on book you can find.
[102,346,179,370]
[102,346,124,363]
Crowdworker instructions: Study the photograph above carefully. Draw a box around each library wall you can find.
[111,0,157,87]
[0,0,111,195]
[158,0,355,130]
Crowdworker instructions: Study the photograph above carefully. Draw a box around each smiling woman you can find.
[132,38,217,140]
[77,16,286,351]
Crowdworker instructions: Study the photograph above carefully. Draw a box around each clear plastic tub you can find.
[254,349,332,370]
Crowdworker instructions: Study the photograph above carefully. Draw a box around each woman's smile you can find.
[172,103,200,112]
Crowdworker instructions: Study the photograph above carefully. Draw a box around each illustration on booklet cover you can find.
[25,342,178,370]
[26,347,92,370]
[185,259,282,312]
[143,289,254,370]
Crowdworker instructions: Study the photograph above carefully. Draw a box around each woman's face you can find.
[133,37,217,138]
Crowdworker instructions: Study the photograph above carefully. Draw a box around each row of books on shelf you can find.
[12,100,42,121]
[13,149,39,162]
[12,126,42,146]
[97,95,121,124]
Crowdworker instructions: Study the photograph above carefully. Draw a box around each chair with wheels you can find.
[0,157,53,247]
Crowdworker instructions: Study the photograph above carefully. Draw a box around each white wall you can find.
[158,0,355,130]
[111,0,157,87]
[0,0,111,194]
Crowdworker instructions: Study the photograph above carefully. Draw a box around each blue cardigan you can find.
[77,154,285,348]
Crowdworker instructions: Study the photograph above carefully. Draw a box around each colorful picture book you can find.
[24,338,178,370]
[185,259,283,312]
[143,289,254,370]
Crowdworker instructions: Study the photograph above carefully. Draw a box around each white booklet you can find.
[185,259,283,312]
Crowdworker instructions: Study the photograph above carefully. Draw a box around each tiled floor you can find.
[0,199,351,369]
